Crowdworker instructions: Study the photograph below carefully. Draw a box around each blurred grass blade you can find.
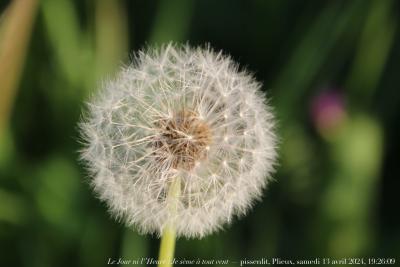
[0,6,9,38]
[149,0,193,44]
[0,0,38,134]
[94,0,129,80]
[40,0,83,86]
[346,0,396,104]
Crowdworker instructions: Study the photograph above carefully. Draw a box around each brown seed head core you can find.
[153,110,211,170]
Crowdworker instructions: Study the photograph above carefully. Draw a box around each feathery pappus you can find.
[80,44,277,238]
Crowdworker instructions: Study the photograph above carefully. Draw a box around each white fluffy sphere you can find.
[80,44,277,238]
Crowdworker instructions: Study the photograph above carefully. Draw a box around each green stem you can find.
[158,225,176,267]
[158,176,181,267]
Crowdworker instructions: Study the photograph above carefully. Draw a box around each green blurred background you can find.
[1,0,399,266]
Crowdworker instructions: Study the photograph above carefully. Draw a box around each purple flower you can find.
[311,90,346,137]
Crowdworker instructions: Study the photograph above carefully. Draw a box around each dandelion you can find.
[79,44,277,266]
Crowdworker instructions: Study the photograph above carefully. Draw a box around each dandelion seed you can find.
[79,44,277,239]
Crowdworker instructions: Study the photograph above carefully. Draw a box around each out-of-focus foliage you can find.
[0,0,399,266]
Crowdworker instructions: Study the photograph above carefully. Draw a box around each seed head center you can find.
[153,110,211,170]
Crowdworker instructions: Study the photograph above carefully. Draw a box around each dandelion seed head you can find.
[80,44,277,238]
